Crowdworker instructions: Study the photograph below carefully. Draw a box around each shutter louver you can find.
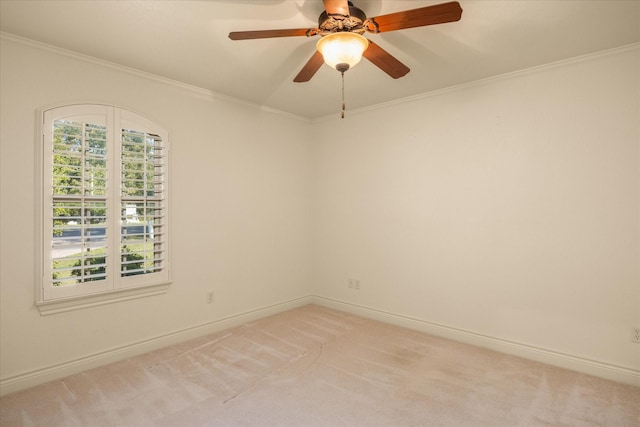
[120,129,166,278]
[51,120,108,286]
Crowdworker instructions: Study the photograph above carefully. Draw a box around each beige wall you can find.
[1,35,638,392]
[311,46,640,374]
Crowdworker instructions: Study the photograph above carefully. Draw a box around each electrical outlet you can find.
[207,291,215,304]
[632,327,640,343]
[347,278,361,290]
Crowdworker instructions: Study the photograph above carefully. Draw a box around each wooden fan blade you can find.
[294,51,325,83]
[363,41,410,79]
[368,1,462,33]
[323,0,350,16]
[229,28,314,40]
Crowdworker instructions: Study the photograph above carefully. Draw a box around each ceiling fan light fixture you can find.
[316,32,369,72]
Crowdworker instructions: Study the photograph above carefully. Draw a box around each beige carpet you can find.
[1,304,638,426]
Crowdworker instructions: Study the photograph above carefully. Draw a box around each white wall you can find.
[1,35,638,393]
[311,47,640,378]
[0,36,313,393]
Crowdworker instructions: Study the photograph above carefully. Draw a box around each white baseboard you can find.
[3,294,637,396]
[311,295,640,388]
[0,295,313,396]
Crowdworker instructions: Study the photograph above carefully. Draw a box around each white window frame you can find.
[36,104,171,315]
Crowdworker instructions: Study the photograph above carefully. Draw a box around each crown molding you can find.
[312,42,640,123]
[0,32,310,123]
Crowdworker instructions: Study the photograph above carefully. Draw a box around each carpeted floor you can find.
[1,304,639,426]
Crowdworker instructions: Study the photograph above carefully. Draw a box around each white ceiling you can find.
[1,0,638,119]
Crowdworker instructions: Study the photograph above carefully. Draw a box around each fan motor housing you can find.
[318,5,367,34]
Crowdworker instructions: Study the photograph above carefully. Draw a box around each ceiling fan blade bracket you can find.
[363,18,379,34]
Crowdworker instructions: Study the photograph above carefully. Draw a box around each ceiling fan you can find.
[229,0,463,82]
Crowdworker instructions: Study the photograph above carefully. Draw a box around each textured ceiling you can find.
[1,0,638,119]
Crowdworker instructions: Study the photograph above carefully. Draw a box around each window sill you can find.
[36,282,171,316]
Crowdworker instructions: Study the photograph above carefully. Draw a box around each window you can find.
[37,105,170,314]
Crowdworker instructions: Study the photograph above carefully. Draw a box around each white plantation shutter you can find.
[118,110,168,287]
[41,105,169,302]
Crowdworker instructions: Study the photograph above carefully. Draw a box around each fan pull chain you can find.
[341,71,346,119]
